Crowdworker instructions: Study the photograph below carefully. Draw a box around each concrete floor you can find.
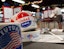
[23,21,64,49]
[23,42,64,49]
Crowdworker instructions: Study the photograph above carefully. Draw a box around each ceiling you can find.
[0,0,64,11]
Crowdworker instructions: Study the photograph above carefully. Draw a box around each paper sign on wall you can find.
[43,10,48,18]
[4,7,13,18]
[14,7,21,15]
[3,6,22,22]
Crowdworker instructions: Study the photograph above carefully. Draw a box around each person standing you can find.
[35,8,42,29]
[51,5,63,29]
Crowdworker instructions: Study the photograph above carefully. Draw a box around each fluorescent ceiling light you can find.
[12,0,25,4]
[0,11,3,13]
[31,4,40,8]
[1,0,6,2]
[61,8,64,12]
[42,7,45,10]
[48,6,50,9]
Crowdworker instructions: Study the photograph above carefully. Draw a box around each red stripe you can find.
[10,33,21,37]
[4,38,20,49]
[10,33,21,38]
[16,12,29,20]
[4,38,21,49]
[7,33,21,49]
[7,41,20,49]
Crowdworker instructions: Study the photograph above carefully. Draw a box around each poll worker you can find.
[35,8,42,29]
[51,5,63,29]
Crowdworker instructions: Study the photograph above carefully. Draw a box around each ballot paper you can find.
[32,34,64,43]
[22,29,40,42]
[51,29,63,32]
